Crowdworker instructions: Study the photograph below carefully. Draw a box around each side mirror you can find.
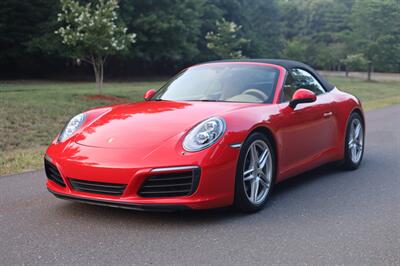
[144,89,156,101]
[289,89,316,109]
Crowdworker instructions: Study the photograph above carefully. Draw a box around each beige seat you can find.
[226,94,263,103]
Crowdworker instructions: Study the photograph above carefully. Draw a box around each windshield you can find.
[152,64,280,103]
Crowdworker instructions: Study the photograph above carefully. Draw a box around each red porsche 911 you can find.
[45,59,365,212]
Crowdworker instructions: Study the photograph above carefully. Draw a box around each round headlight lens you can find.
[183,117,226,152]
[58,113,86,142]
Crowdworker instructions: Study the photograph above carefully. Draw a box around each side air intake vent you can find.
[44,159,66,187]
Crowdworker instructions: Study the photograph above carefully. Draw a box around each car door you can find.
[276,68,338,178]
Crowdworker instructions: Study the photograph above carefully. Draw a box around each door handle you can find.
[323,111,333,118]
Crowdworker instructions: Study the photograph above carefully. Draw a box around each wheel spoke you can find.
[259,178,269,189]
[243,174,255,182]
[250,144,259,169]
[243,168,254,176]
[354,123,362,139]
[258,149,270,169]
[259,171,269,183]
[251,179,259,202]
[351,146,357,160]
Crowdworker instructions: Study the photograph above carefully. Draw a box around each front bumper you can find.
[48,188,190,212]
[45,141,240,210]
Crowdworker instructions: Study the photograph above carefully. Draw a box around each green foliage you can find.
[0,0,399,76]
[0,0,67,74]
[205,19,249,59]
[215,0,283,57]
[280,0,353,70]
[314,43,347,70]
[351,0,400,72]
[341,54,369,72]
[120,0,215,64]
[56,0,135,57]
[282,38,311,63]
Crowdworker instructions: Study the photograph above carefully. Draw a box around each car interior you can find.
[217,68,276,103]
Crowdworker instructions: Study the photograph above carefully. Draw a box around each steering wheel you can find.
[242,89,269,102]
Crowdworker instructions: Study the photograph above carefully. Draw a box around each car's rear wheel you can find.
[342,112,365,170]
[234,132,275,212]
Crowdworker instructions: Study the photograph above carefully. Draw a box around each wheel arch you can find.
[345,107,366,137]
[248,126,277,154]
[351,107,365,126]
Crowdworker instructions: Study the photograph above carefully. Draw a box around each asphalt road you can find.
[1,105,399,265]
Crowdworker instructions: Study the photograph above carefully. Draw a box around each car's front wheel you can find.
[234,132,275,212]
[341,112,365,170]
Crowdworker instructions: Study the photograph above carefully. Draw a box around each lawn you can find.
[1,76,399,175]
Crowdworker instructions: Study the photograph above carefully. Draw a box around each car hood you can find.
[75,100,253,149]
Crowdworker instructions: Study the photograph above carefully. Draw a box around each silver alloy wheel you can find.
[348,118,364,163]
[242,140,273,205]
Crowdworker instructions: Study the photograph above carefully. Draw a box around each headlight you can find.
[58,113,86,142]
[183,117,226,152]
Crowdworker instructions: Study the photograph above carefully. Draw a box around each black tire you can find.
[341,112,365,170]
[234,132,276,213]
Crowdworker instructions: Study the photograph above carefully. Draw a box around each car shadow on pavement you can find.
[53,162,362,227]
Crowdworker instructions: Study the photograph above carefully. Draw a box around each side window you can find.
[281,68,326,102]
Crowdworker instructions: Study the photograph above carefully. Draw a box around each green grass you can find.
[329,77,400,110]
[1,76,399,175]
[0,80,165,175]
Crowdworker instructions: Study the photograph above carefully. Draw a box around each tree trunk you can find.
[91,55,104,94]
[367,62,373,81]
[99,59,104,93]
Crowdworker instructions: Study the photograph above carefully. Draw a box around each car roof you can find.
[198,59,335,91]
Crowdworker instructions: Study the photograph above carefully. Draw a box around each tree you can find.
[215,0,283,58]
[2,0,400,78]
[56,0,136,93]
[351,0,400,73]
[120,0,215,68]
[279,0,353,69]
[282,38,311,63]
[340,54,369,78]
[205,19,249,59]
[315,43,347,70]
[0,0,65,77]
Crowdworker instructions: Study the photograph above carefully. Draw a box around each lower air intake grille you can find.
[69,178,126,196]
[44,159,66,187]
[138,167,200,198]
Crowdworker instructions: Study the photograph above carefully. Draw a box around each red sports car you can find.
[45,60,365,212]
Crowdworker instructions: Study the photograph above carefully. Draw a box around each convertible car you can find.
[45,59,365,212]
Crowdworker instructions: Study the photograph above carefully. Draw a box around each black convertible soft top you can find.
[200,59,335,91]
